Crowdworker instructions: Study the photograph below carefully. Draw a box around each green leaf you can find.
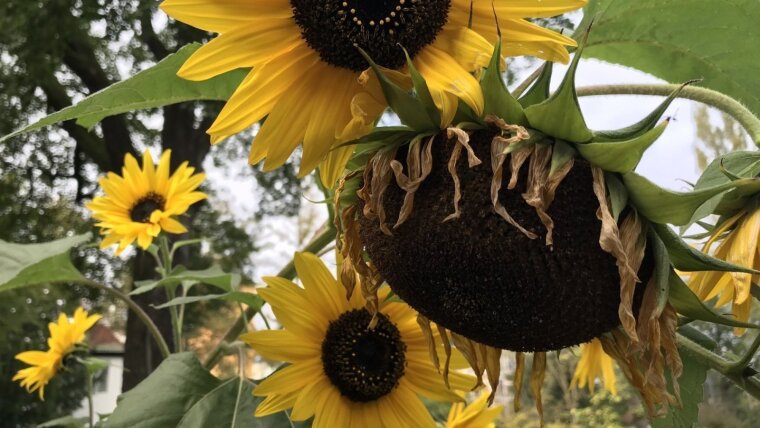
[356,47,437,132]
[37,415,89,428]
[651,223,759,274]
[0,233,90,292]
[668,271,758,330]
[604,172,629,222]
[647,227,671,317]
[154,291,264,311]
[651,340,710,428]
[402,48,441,127]
[579,0,760,118]
[104,353,300,428]
[1,44,245,143]
[593,81,695,141]
[177,378,299,428]
[481,39,525,125]
[576,119,668,172]
[131,266,241,296]
[622,172,760,225]
[524,35,593,143]
[549,141,576,176]
[518,62,553,108]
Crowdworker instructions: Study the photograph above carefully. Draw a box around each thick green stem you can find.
[86,371,94,428]
[576,84,760,148]
[159,236,181,352]
[677,333,760,400]
[203,223,337,369]
[79,278,171,358]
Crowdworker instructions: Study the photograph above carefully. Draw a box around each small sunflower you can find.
[86,150,206,254]
[241,252,476,428]
[13,307,101,400]
[161,0,584,185]
[688,203,760,333]
[445,391,503,428]
[571,338,617,396]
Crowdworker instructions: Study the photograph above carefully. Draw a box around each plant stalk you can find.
[576,84,760,148]
[86,370,94,428]
[159,236,182,352]
[203,223,337,369]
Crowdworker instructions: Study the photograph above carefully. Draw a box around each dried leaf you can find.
[530,352,547,427]
[368,149,398,235]
[390,136,435,228]
[513,352,526,412]
[416,314,440,373]
[437,324,453,389]
[443,128,481,222]
[522,144,574,246]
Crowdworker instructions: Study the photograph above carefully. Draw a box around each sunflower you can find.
[13,307,101,400]
[241,252,476,428]
[86,150,206,255]
[161,0,585,185]
[571,338,617,396]
[445,391,503,428]
[688,204,760,334]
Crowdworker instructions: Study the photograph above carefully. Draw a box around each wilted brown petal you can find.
[513,352,526,412]
[368,148,398,235]
[530,352,547,427]
[437,324,453,388]
[484,345,502,405]
[416,313,441,373]
[450,332,485,389]
[390,136,435,228]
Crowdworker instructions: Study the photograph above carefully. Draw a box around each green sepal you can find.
[453,98,485,127]
[549,140,576,176]
[575,119,669,172]
[481,38,525,124]
[356,47,438,132]
[668,270,759,329]
[518,62,553,108]
[593,80,697,141]
[622,171,760,225]
[524,36,592,143]
[401,47,441,128]
[605,172,629,222]
[76,356,110,375]
[651,222,760,274]
[343,128,433,171]
[647,225,671,317]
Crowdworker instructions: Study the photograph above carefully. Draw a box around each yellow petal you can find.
[240,330,320,362]
[160,0,292,33]
[254,359,322,396]
[415,47,484,116]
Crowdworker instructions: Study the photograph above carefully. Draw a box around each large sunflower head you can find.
[13,307,101,400]
[86,150,206,254]
[161,0,585,185]
[241,252,476,427]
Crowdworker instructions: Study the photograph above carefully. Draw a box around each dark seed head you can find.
[359,129,651,352]
[130,193,166,223]
[290,0,451,72]
[321,309,406,402]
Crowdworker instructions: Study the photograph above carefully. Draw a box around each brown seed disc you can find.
[359,129,650,352]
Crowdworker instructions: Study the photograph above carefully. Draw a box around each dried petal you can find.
[530,352,547,427]
[390,136,435,228]
[416,313,440,372]
[437,324,453,388]
[513,352,525,412]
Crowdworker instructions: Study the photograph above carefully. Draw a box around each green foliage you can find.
[652,349,710,428]
[0,233,90,292]
[581,0,760,117]
[0,44,245,143]
[576,120,668,172]
[131,265,241,296]
[103,353,297,428]
[482,39,525,125]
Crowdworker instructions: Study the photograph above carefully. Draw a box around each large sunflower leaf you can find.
[103,353,298,428]
[153,291,264,311]
[651,337,711,428]
[668,271,759,330]
[579,0,760,117]
[0,233,90,292]
[0,44,245,143]
[622,172,760,225]
[131,266,241,296]
[576,119,668,172]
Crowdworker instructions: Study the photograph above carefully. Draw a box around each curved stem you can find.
[203,223,337,369]
[86,371,94,428]
[79,278,171,359]
[511,63,545,98]
[576,84,760,148]
[678,333,760,400]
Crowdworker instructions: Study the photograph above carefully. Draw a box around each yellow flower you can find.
[571,338,617,396]
[86,150,206,255]
[445,391,503,428]
[13,308,102,400]
[161,0,584,185]
[688,206,760,334]
[242,252,476,428]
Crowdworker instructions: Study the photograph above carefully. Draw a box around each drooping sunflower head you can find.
[241,252,476,428]
[13,307,101,400]
[86,150,206,254]
[162,0,585,186]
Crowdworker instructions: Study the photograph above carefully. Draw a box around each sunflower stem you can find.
[726,331,760,375]
[79,278,170,358]
[203,223,337,370]
[86,370,94,428]
[576,84,760,148]
[511,63,545,98]
[158,235,182,352]
[677,333,760,400]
